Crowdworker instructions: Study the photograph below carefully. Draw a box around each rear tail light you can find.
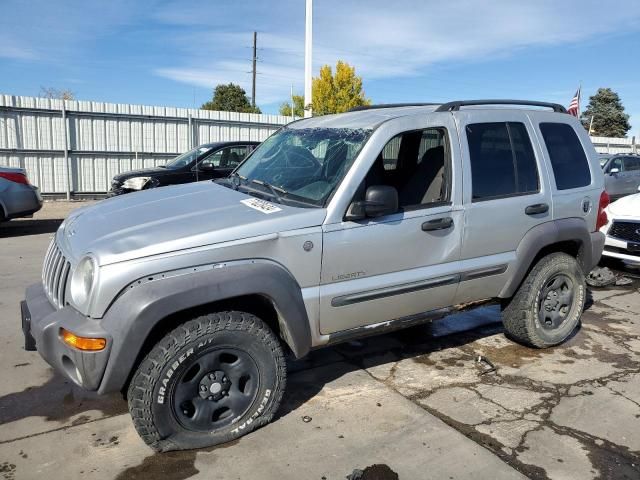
[0,171,29,185]
[596,190,610,231]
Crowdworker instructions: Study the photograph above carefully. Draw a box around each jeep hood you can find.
[60,182,326,265]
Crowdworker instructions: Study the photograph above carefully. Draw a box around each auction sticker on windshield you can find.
[241,198,282,214]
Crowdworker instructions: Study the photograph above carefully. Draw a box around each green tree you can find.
[201,83,261,114]
[312,61,371,115]
[279,94,305,117]
[581,88,630,137]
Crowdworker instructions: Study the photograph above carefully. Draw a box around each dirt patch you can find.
[346,464,399,480]
[115,451,199,480]
[471,342,545,368]
[115,439,240,480]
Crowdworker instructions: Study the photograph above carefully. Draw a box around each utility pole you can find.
[252,31,257,108]
[304,0,313,117]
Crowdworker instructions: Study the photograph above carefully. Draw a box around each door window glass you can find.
[358,128,451,210]
[466,122,539,201]
[199,146,248,169]
[609,157,623,172]
[623,156,640,171]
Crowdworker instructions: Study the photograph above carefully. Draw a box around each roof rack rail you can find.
[434,100,567,113]
[348,103,438,112]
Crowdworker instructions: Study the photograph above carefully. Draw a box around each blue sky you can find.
[1,0,639,135]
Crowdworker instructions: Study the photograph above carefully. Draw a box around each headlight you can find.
[70,256,97,308]
[122,176,152,190]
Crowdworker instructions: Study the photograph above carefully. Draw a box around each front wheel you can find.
[501,253,586,348]
[127,311,286,452]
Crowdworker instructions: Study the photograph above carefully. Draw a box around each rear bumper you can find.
[21,284,112,391]
[4,186,43,219]
[588,231,606,270]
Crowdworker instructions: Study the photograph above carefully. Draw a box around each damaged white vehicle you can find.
[600,188,640,266]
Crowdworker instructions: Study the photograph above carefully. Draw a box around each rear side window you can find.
[466,122,540,201]
[624,156,640,172]
[539,123,591,190]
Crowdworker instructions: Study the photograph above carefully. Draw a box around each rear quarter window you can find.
[539,123,591,190]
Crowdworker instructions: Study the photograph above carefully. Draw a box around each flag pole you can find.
[578,82,582,118]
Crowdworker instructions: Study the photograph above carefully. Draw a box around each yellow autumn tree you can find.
[312,61,371,115]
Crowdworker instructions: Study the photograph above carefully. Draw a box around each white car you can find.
[600,190,640,265]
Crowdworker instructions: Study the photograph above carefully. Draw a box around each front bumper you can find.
[21,283,112,391]
[602,235,640,265]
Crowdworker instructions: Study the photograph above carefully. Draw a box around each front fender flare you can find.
[97,259,311,394]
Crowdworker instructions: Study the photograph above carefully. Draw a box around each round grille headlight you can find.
[70,256,97,308]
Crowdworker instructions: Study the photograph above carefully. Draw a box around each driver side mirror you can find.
[345,185,399,221]
[609,167,620,175]
[199,163,216,172]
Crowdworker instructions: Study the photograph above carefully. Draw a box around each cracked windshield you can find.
[231,127,370,206]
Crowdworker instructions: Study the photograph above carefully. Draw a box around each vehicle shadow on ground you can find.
[0,218,63,238]
[279,305,506,419]
[0,367,127,430]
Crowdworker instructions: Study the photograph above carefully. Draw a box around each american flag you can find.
[567,87,581,117]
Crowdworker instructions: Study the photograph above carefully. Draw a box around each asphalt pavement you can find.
[0,201,639,480]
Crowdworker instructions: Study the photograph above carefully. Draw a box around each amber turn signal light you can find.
[60,328,106,351]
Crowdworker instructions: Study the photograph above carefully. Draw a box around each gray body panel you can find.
[22,103,606,394]
[602,155,640,200]
[0,166,43,220]
[319,113,463,334]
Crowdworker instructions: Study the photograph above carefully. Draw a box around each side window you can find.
[199,149,224,169]
[466,122,539,201]
[609,157,624,172]
[539,123,591,190]
[381,136,401,171]
[623,156,640,172]
[358,127,450,210]
[199,146,248,169]
[225,146,248,168]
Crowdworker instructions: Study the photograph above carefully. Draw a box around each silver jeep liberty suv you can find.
[21,100,607,451]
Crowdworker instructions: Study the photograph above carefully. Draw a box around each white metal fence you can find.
[0,94,290,196]
[590,135,638,155]
[1,94,638,195]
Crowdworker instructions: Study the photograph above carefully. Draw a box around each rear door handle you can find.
[422,217,454,231]
[525,203,549,215]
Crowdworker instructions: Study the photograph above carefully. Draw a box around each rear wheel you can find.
[501,253,586,348]
[127,311,286,452]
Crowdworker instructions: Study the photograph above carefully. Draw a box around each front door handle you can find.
[422,217,454,232]
[525,203,549,215]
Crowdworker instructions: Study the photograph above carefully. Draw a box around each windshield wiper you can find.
[250,179,287,204]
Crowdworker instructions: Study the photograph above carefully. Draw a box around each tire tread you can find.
[501,252,585,348]
[127,311,286,452]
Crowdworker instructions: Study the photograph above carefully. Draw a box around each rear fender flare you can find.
[499,218,592,298]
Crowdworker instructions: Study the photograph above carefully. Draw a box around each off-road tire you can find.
[501,253,586,348]
[127,311,286,452]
